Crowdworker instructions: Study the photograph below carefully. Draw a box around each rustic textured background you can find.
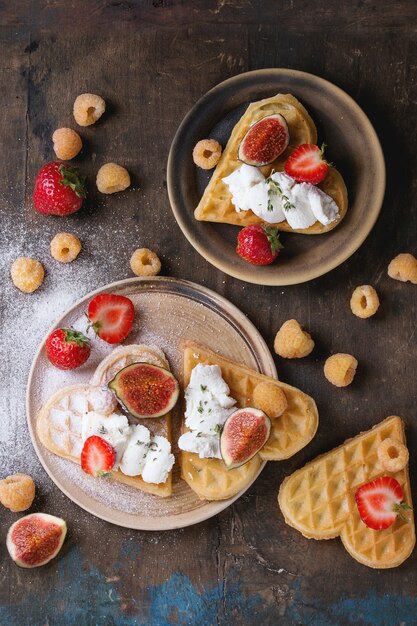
[0,1,416,624]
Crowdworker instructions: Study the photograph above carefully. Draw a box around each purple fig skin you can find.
[108,362,179,419]
[220,407,271,469]
[6,513,67,568]
[237,114,290,167]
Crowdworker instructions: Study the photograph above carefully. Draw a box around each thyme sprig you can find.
[266,174,294,212]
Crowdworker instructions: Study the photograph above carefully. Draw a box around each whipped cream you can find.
[178,363,236,459]
[81,412,174,484]
[222,165,339,228]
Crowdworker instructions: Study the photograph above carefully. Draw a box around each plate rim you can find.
[26,276,276,530]
[167,67,386,286]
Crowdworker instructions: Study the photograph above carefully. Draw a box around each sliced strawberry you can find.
[87,294,134,344]
[81,436,116,477]
[284,144,328,184]
[355,476,412,531]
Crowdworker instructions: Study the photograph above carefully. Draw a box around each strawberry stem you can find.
[262,225,283,255]
[59,164,86,198]
[63,328,90,347]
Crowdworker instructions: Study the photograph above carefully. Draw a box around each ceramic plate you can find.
[167,68,385,286]
[27,277,276,530]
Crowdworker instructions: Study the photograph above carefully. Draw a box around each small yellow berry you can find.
[324,353,358,387]
[52,128,82,160]
[252,382,288,418]
[350,285,380,318]
[130,248,161,277]
[377,437,409,473]
[96,163,130,194]
[193,139,222,169]
[388,253,417,284]
[50,233,82,263]
[73,93,106,127]
[11,257,44,293]
[274,319,314,359]
[0,474,35,512]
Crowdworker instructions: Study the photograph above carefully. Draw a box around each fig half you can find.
[108,362,179,418]
[220,407,271,469]
[238,114,289,166]
[7,513,67,568]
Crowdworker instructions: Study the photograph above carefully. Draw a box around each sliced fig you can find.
[238,114,289,166]
[7,513,67,568]
[220,407,271,469]
[108,362,179,418]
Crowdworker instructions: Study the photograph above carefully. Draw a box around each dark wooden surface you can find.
[1,1,417,624]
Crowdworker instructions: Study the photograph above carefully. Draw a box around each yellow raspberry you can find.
[350,285,380,318]
[0,474,35,512]
[50,232,82,263]
[11,257,44,293]
[377,437,409,473]
[324,353,357,387]
[388,253,417,284]
[73,93,106,126]
[96,163,130,194]
[192,139,222,169]
[252,382,288,418]
[130,248,161,277]
[52,128,82,160]
[274,319,314,359]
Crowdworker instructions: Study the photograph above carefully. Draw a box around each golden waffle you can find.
[36,345,174,498]
[180,341,318,500]
[194,93,348,234]
[278,416,415,568]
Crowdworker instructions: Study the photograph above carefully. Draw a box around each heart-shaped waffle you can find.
[278,416,415,568]
[36,345,174,497]
[180,341,318,500]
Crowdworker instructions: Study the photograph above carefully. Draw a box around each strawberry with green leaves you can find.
[236,223,283,265]
[355,476,412,531]
[33,161,86,215]
[45,328,91,370]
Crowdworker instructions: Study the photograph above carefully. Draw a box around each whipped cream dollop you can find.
[178,363,236,459]
[222,164,339,228]
[81,409,175,484]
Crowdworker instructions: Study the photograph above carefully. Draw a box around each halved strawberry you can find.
[284,144,328,184]
[81,436,116,477]
[355,476,412,530]
[87,294,134,344]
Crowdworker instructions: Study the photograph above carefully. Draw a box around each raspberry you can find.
[52,128,82,160]
[0,474,35,512]
[11,257,44,293]
[192,139,222,169]
[73,93,106,127]
[252,382,288,418]
[350,285,380,318]
[50,233,81,263]
[96,163,130,194]
[377,437,409,472]
[130,248,161,277]
[274,319,314,359]
[388,253,417,284]
[324,353,358,387]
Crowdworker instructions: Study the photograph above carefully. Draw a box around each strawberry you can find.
[236,224,283,265]
[81,436,116,477]
[284,144,328,184]
[45,328,91,370]
[33,161,86,215]
[355,476,412,531]
[87,294,134,344]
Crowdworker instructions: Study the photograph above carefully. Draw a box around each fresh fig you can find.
[238,114,289,166]
[108,362,179,418]
[7,513,67,568]
[220,407,271,469]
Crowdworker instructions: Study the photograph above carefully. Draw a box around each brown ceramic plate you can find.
[27,277,276,530]
[167,68,385,285]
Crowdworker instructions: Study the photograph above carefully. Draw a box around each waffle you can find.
[278,416,415,568]
[180,341,318,500]
[194,93,348,234]
[36,345,174,498]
